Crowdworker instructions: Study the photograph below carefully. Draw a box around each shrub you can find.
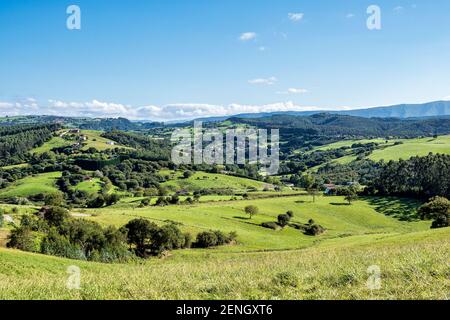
[261,222,281,230]
[277,214,291,227]
[286,210,294,218]
[87,195,105,208]
[272,272,298,288]
[195,231,218,248]
[7,227,40,252]
[41,206,70,228]
[304,223,325,236]
[123,218,158,257]
[194,230,236,248]
[418,197,449,229]
[41,229,86,260]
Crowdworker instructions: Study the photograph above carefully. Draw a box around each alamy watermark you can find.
[171,121,280,176]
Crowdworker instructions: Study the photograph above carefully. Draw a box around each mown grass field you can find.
[160,170,270,192]
[0,172,62,199]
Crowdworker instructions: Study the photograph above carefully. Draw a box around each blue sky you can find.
[1,0,450,120]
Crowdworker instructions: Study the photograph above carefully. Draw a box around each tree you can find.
[300,174,315,190]
[341,186,358,204]
[44,193,64,206]
[42,206,69,228]
[418,197,449,229]
[307,188,320,203]
[123,218,158,257]
[286,210,294,218]
[244,205,259,219]
[104,193,120,206]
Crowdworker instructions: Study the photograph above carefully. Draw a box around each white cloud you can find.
[394,6,404,12]
[258,46,267,52]
[248,77,278,85]
[288,13,304,22]
[443,96,450,101]
[239,32,257,41]
[0,98,366,122]
[346,13,355,18]
[277,88,308,95]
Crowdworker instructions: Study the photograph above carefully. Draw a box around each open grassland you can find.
[160,170,270,192]
[82,195,430,252]
[307,135,450,170]
[0,228,448,300]
[78,130,131,151]
[72,178,103,195]
[368,135,450,162]
[32,130,131,154]
[0,172,62,199]
[32,136,71,154]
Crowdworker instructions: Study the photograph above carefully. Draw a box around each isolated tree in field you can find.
[183,171,193,179]
[307,188,320,203]
[300,174,315,190]
[341,186,358,205]
[418,197,449,229]
[245,205,259,219]
[286,210,294,218]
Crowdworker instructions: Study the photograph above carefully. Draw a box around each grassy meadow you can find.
[0,172,62,199]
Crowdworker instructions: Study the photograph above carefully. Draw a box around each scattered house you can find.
[106,141,115,146]
[69,129,80,134]
[323,183,337,195]
[80,135,88,141]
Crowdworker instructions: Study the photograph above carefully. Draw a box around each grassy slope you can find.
[308,135,450,171]
[0,172,62,199]
[32,130,131,154]
[368,135,450,161]
[72,178,103,194]
[0,227,448,300]
[160,170,269,192]
[85,195,430,252]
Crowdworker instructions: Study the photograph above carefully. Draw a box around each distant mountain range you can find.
[196,100,450,122]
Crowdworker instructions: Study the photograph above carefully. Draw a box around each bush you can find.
[418,197,449,229]
[41,229,86,260]
[41,206,70,228]
[272,272,298,288]
[195,231,218,248]
[304,223,325,236]
[7,227,40,252]
[87,195,105,208]
[277,214,291,227]
[261,222,281,230]
[286,210,294,218]
[194,230,236,248]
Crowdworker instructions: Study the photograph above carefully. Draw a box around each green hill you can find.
[0,172,62,199]
[160,170,270,192]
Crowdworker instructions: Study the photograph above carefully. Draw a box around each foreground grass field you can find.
[0,228,448,300]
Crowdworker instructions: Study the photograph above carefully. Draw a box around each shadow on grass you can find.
[233,216,251,220]
[361,196,422,222]
[330,203,351,206]
[222,216,261,227]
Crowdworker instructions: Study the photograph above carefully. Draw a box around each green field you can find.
[0,172,62,199]
[160,170,270,192]
[32,137,71,154]
[368,135,450,162]
[0,226,447,300]
[79,195,430,252]
[308,135,450,170]
[72,178,103,194]
[32,130,130,154]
